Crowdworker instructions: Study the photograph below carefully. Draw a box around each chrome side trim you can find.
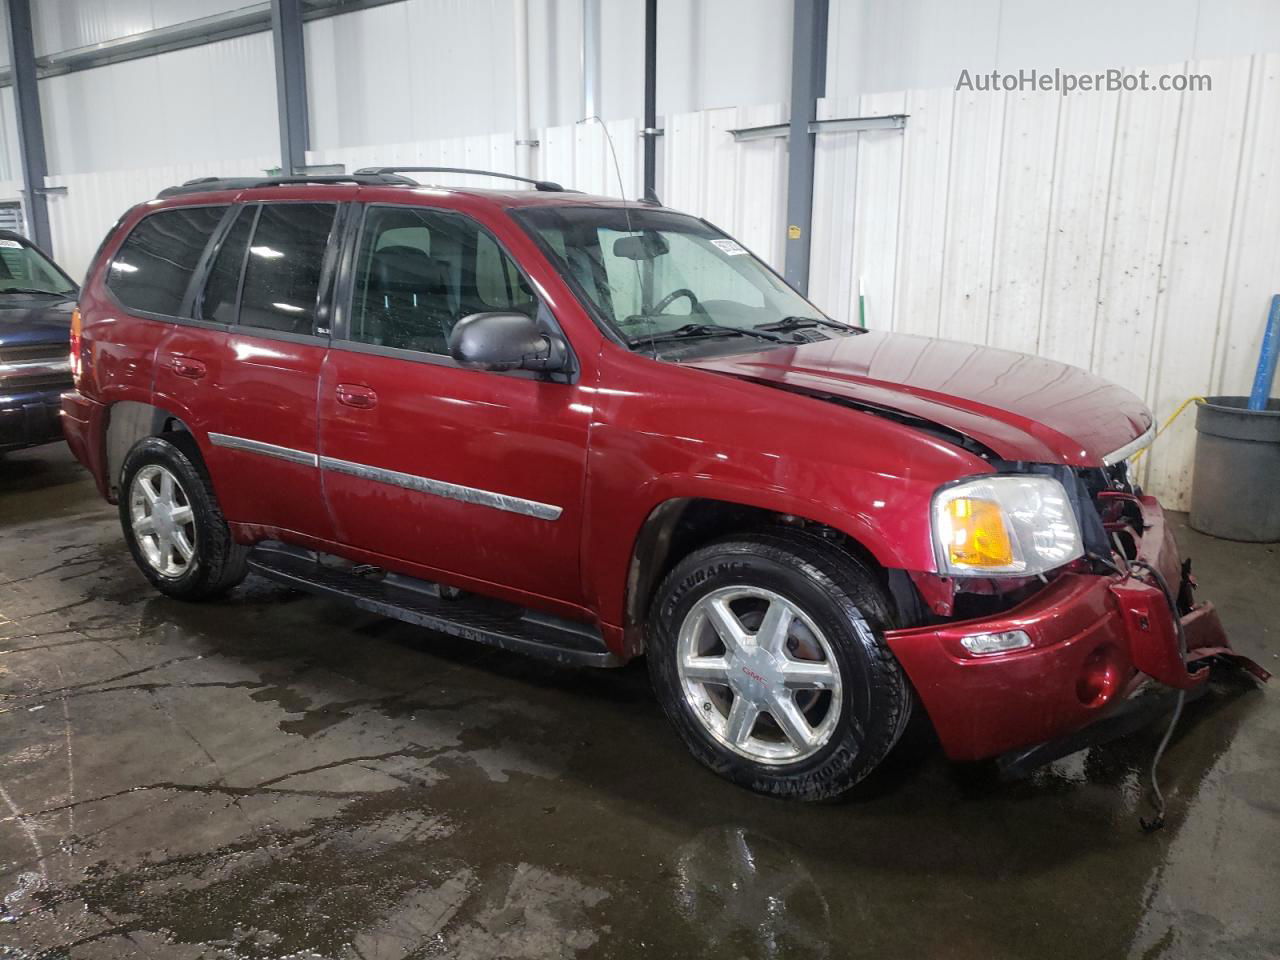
[207,432,319,467]
[1102,424,1156,466]
[319,455,563,521]
[206,432,563,521]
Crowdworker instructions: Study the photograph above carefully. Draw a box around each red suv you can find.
[61,169,1261,800]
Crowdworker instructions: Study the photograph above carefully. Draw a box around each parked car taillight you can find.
[70,306,82,384]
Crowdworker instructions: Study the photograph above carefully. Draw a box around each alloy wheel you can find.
[676,586,843,765]
[129,464,197,579]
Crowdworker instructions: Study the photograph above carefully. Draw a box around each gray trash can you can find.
[1189,396,1280,541]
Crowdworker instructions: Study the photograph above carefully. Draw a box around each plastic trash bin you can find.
[1189,396,1280,542]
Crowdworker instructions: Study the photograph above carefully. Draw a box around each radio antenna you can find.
[576,115,654,353]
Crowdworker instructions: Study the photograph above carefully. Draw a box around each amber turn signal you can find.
[943,496,1014,569]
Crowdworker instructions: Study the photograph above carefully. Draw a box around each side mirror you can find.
[449,312,567,373]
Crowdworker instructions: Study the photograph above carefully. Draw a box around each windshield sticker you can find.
[0,239,22,249]
[710,238,748,256]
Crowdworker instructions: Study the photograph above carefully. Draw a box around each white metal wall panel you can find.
[826,0,1280,104]
[306,132,517,191]
[44,154,276,280]
[1212,54,1280,403]
[536,119,640,198]
[937,86,1005,346]
[814,90,906,330]
[1035,87,1121,372]
[305,120,636,198]
[890,87,953,339]
[32,0,251,55]
[1141,56,1255,502]
[40,31,278,176]
[809,95,860,323]
[663,104,788,266]
[810,51,1280,508]
[1088,71,1181,398]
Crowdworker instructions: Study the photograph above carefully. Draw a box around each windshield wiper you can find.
[758,315,858,334]
[627,322,790,347]
[0,287,75,299]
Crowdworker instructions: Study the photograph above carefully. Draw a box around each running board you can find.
[246,544,622,668]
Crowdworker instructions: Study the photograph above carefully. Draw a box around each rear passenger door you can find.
[198,201,344,542]
[317,203,591,610]
[109,203,233,471]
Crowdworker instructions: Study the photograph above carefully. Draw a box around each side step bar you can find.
[247,544,622,668]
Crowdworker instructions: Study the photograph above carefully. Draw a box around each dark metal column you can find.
[271,0,309,175]
[4,0,51,249]
[642,0,658,201]
[783,0,828,294]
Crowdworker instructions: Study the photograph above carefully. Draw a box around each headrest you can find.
[370,245,447,295]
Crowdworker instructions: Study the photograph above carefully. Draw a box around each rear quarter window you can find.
[107,205,228,316]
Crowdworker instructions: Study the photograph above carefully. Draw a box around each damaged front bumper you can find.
[884,494,1269,766]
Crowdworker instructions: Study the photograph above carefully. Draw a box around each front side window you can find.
[238,203,337,335]
[515,206,850,353]
[349,205,537,356]
[108,206,228,316]
[0,237,76,296]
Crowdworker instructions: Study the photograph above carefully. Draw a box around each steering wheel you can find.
[653,287,706,316]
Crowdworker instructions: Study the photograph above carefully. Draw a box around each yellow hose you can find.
[1130,396,1205,464]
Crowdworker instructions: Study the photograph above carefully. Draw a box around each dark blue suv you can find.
[0,230,77,454]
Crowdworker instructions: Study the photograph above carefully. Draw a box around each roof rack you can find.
[156,172,415,198]
[354,166,566,192]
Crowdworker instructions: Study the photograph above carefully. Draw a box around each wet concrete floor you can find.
[1,444,1276,959]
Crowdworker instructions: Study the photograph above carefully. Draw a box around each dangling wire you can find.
[1127,558,1190,832]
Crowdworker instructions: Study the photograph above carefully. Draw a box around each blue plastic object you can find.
[1249,294,1280,411]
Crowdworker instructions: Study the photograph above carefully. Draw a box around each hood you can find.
[683,330,1152,467]
[0,297,75,350]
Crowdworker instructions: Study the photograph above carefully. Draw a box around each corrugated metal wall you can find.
[809,52,1280,509]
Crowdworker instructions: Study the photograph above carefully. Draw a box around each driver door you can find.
[317,203,592,611]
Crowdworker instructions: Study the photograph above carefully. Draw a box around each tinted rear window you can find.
[107,206,228,316]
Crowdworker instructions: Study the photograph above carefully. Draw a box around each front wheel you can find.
[118,435,248,600]
[646,531,911,800]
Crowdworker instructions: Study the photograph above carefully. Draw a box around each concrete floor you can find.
[1,444,1276,960]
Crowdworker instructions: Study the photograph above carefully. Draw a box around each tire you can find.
[118,434,248,600]
[646,529,912,801]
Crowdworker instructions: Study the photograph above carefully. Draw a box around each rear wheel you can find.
[647,530,911,800]
[118,435,248,600]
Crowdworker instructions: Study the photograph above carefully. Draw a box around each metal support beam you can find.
[581,0,601,120]
[642,0,658,201]
[0,1,409,87]
[271,0,309,175]
[5,0,51,249]
[783,0,828,294]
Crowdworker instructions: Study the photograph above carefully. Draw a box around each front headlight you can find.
[932,475,1083,576]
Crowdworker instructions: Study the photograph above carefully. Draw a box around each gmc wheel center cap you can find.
[730,648,781,703]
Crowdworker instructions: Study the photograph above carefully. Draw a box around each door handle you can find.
[336,383,378,409]
[170,355,207,380]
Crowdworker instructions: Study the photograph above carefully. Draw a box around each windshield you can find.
[0,237,76,296]
[515,206,849,351]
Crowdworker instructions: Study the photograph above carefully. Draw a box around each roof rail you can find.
[353,166,566,192]
[156,172,415,199]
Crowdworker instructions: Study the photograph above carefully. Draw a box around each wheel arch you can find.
[105,400,194,499]
[619,493,917,652]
